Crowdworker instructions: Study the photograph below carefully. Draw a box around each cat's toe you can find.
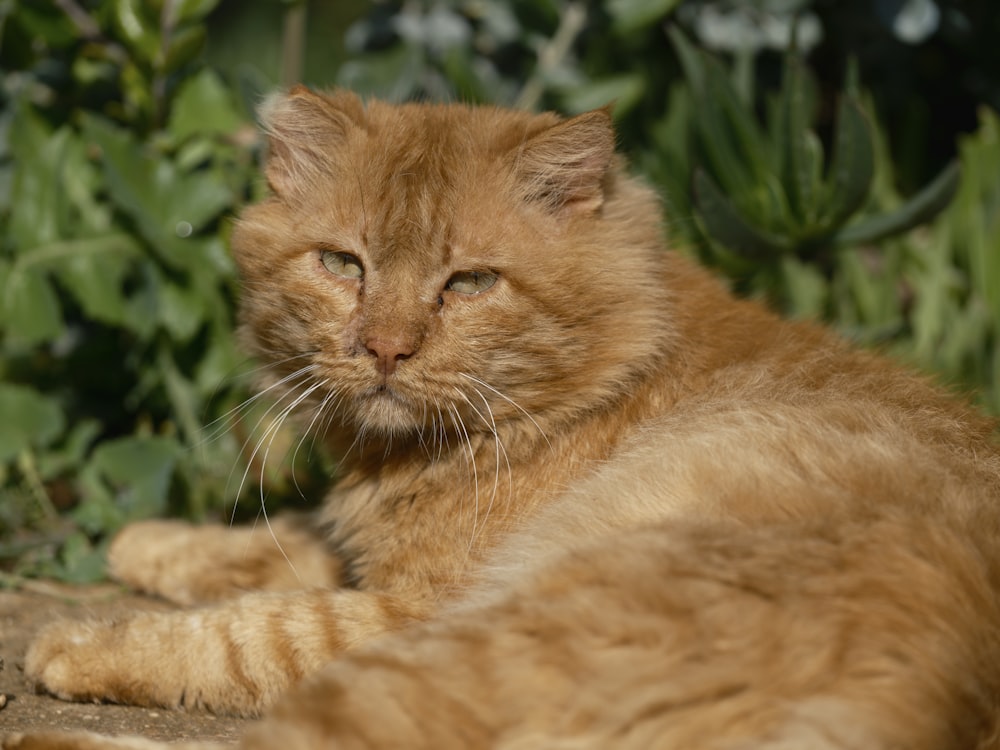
[24,620,117,703]
[105,520,189,591]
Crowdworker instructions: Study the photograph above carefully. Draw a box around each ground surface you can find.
[0,581,249,743]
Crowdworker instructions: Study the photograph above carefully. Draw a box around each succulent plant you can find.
[668,26,961,268]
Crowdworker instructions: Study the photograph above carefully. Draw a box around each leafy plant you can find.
[0,1,326,582]
[668,27,959,268]
[899,107,1000,415]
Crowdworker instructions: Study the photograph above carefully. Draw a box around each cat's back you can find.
[499,255,1000,564]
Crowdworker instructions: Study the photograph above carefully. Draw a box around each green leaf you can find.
[951,107,1000,323]
[609,0,683,35]
[839,249,899,327]
[779,54,821,225]
[194,328,242,395]
[668,28,763,200]
[0,384,66,464]
[42,234,141,326]
[1,266,64,344]
[169,69,246,141]
[666,26,705,95]
[8,108,68,250]
[158,346,206,446]
[337,44,425,101]
[75,465,123,534]
[87,435,180,521]
[558,74,646,118]
[37,419,102,481]
[82,115,164,245]
[779,256,828,319]
[57,253,132,326]
[703,55,770,189]
[692,168,790,259]
[1,234,140,334]
[12,3,78,47]
[61,128,115,235]
[57,532,107,584]
[162,24,206,72]
[164,167,234,235]
[120,264,162,340]
[159,281,206,341]
[112,0,161,63]
[120,60,155,121]
[175,0,222,23]
[669,28,742,194]
[833,160,961,248]
[821,96,875,229]
[82,115,234,268]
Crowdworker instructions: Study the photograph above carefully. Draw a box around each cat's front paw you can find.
[106,520,197,602]
[107,518,340,606]
[106,520,246,606]
[24,620,141,707]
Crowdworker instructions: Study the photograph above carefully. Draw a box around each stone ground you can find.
[0,581,249,743]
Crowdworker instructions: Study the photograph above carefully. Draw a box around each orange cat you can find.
[5,88,1000,750]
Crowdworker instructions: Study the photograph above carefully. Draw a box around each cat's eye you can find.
[320,250,364,279]
[445,270,498,295]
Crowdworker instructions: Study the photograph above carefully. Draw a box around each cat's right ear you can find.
[512,107,616,217]
[257,86,365,199]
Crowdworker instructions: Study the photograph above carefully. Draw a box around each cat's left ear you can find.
[257,86,365,199]
[512,106,616,216]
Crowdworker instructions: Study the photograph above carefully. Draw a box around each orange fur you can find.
[7,89,1000,750]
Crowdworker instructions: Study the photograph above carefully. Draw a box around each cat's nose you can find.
[365,335,415,378]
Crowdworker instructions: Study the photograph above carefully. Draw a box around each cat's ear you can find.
[257,86,365,199]
[512,107,616,216]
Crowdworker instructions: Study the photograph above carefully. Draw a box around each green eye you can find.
[445,270,498,295]
[320,250,364,279]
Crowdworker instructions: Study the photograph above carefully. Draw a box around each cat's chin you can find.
[350,386,426,436]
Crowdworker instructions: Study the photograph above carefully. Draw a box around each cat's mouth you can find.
[367,382,406,400]
[353,383,422,433]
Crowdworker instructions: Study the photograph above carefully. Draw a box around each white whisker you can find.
[249,378,330,584]
[455,387,512,549]
[201,361,321,449]
[225,366,321,519]
[447,402,480,551]
[289,380,338,500]
[458,373,552,451]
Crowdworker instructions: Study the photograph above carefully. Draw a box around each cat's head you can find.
[232,88,673,447]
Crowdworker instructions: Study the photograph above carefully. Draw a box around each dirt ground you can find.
[0,581,249,743]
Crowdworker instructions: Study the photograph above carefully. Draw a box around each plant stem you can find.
[515,3,587,111]
[281,1,307,88]
[17,451,58,523]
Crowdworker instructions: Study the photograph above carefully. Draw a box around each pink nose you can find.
[365,336,415,378]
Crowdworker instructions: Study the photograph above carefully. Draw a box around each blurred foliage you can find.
[1,0,998,581]
[0,0,325,581]
[665,26,961,318]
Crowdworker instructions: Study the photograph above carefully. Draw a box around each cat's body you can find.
[6,89,1000,750]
